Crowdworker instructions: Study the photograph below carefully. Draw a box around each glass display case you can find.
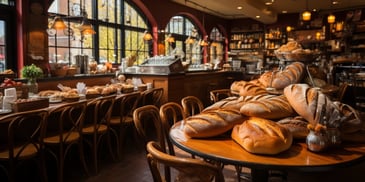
[139,56,184,74]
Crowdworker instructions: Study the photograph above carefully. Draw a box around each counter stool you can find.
[44,101,89,182]
[110,92,141,159]
[82,95,116,174]
[0,109,48,182]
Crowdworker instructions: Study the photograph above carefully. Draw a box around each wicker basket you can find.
[52,69,68,77]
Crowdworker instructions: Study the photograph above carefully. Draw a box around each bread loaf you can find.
[203,96,243,112]
[271,62,305,89]
[230,80,268,97]
[277,116,309,139]
[231,117,293,155]
[183,109,246,138]
[240,95,295,119]
[333,101,363,134]
[283,84,321,125]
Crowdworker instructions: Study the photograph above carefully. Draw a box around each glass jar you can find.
[327,127,341,147]
[306,130,328,152]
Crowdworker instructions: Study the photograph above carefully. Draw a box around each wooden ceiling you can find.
[170,0,365,23]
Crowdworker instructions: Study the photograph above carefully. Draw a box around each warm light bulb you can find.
[302,11,311,21]
[286,26,292,32]
[327,14,336,24]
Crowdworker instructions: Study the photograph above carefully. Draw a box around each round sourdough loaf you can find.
[183,108,246,138]
[231,117,293,155]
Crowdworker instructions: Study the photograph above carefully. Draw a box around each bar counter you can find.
[35,70,245,106]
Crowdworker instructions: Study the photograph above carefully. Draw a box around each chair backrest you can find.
[133,105,165,149]
[159,102,186,155]
[85,95,115,127]
[112,92,141,120]
[46,101,87,142]
[140,88,164,107]
[209,89,233,103]
[0,109,48,160]
[181,96,204,117]
[146,141,225,182]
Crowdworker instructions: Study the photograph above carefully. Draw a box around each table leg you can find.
[251,169,269,182]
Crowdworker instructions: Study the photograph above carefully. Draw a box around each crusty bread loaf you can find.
[203,96,244,112]
[277,116,309,139]
[230,80,268,97]
[231,117,293,155]
[183,108,246,138]
[271,62,305,89]
[283,84,322,125]
[333,101,363,134]
[38,90,61,97]
[240,95,295,119]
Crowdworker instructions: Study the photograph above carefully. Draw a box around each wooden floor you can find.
[4,135,365,182]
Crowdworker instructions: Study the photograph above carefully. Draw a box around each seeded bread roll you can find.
[240,95,295,119]
[183,108,246,138]
[231,117,293,155]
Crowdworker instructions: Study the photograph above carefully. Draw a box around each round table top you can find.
[170,121,365,172]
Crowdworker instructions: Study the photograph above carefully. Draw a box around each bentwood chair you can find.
[133,105,171,181]
[159,102,187,156]
[110,91,141,159]
[82,95,116,174]
[209,89,233,104]
[43,101,89,182]
[0,109,48,182]
[181,96,205,117]
[146,141,225,182]
[139,87,164,107]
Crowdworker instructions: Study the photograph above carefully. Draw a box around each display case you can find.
[138,56,184,74]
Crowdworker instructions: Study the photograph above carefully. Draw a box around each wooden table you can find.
[169,122,365,182]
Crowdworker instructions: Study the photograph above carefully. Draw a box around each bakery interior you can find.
[1,0,365,181]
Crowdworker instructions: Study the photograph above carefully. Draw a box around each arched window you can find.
[209,27,224,64]
[47,0,150,68]
[165,16,202,65]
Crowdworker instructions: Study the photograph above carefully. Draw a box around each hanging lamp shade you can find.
[143,31,153,41]
[166,34,175,43]
[302,11,311,21]
[52,16,67,30]
[327,14,336,24]
[79,19,96,35]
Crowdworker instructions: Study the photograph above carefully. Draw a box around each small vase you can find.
[27,79,38,95]
[306,130,328,152]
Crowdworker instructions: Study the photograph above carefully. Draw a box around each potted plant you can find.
[21,64,43,94]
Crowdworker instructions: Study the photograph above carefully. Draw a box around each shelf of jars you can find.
[229,30,264,51]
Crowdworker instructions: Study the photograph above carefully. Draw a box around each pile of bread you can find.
[182,61,364,155]
[38,82,134,99]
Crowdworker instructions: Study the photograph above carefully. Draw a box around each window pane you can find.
[98,0,117,23]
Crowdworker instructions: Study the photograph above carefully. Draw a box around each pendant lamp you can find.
[327,14,336,24]
[302,0,311,21]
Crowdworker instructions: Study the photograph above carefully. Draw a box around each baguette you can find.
[240,95,295,119]
[230,80,268,97]
[183,108,246,138]
[273,62,305,89]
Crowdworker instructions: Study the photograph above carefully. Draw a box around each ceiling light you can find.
[302,0,311,21]
[282,10,288,14]
[237,6,242,10]
[50,16,67,30]
[265,2,272,5]
[332,1,339,5]
[302,11,311,21]
[256,15,261,19]
[327,14,336,24]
